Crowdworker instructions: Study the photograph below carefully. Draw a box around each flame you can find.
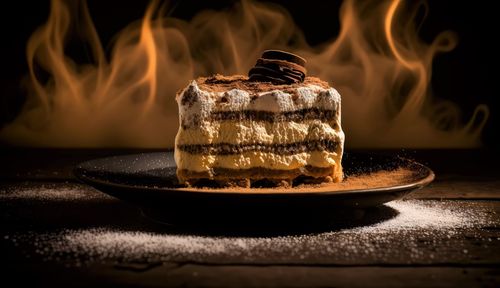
[0,0,489,148]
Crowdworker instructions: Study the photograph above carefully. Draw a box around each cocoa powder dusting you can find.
[197,74,330,93]
[178,167,419,194]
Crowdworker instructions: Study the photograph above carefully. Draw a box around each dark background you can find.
[0,0,497,148]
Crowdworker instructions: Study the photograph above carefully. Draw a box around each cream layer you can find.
[174,150,343,174]
[175,120,342,146]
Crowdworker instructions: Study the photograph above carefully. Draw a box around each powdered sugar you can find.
[355,201,470,232]
[4,200,497,266]
[0,183,113,201]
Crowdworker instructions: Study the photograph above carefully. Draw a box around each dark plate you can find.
[74,152,434,231]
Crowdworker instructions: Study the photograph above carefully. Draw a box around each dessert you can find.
[174,50,345,187]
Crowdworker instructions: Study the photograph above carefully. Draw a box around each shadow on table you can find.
[1,196,399,237]
[141,204,399,237]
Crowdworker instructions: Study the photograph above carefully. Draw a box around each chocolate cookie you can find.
[249,50,307,84]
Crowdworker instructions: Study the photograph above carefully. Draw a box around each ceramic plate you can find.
[74,152,434,229]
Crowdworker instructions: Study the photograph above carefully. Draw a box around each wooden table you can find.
[1,149,499,287]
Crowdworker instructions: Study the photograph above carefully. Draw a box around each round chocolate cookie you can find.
[262,50,306,67]
[249,50,307,84]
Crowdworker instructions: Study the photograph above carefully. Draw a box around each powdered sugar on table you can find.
[4,188,497,266]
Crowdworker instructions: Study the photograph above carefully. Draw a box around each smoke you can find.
[0,0,489,148]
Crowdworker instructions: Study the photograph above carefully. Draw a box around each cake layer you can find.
[176,120,340,145]
[211,108,336,122]
[175,150,342,172]
[178,139,339,155]
[178,165,335,180]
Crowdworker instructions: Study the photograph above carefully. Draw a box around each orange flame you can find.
[0,0,489,148]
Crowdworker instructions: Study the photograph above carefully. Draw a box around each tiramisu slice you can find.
[174,50,344,187]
